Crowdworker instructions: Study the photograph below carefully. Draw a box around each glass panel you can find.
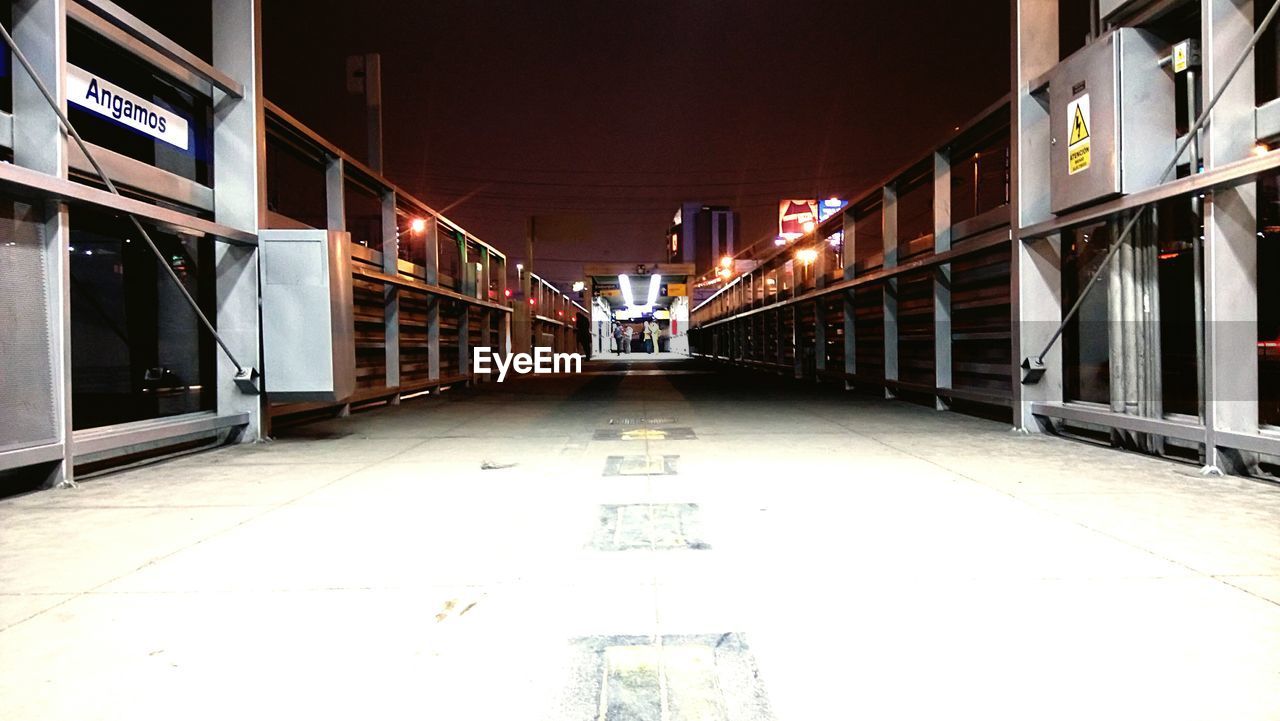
[69,207,215,430]
[1155,197,1203,416]
[396,209,427,265]
[823,228,843,280]
[951,130,1011,225]
[1062,222,1111,404]
[265,136,326,229]
[853,201,883,272]
[438,226,462,289]
[112,0,213,62]
[67,22,215,186]
[344,178,382,251]
[1260,173,1280,426]
[896,172,933,261]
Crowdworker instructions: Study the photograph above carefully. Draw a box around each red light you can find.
[528,298,536,305]
[558,310,564,317]
[504,289,512,298]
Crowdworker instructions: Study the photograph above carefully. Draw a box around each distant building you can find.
[667,202,739,277]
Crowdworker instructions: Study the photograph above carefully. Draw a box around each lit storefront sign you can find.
[779,199,818,239]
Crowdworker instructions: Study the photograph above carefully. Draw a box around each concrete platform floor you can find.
[2,356,1280,720]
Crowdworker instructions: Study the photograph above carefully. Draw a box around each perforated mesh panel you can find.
[0,199,58,453]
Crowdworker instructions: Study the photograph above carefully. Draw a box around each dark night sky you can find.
[261,1,1010,287]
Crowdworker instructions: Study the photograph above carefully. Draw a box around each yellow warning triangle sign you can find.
[1069,104,1090,146]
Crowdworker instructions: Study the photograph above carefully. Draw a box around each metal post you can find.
[1011,0,1062,431]
[814,299,827,378]
[11,0,71,487]
[1201,0,1260,474]
[424,217,441,382]
[381,190,399,399]
[934,149,953,410]
[792,305,802,379]
[882,185,899,398]
[842,208,857,388]
[458,235,471,377]
[324,155,350,416]
[212,0,265,441]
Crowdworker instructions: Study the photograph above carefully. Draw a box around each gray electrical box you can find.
[1048,28,1174,214]
[261,229,356,402]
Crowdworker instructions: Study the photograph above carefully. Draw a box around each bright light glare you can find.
[571,280,586,293]
[410,218,427,234]
[720,256,733,268]
[646,274,662,306]
[1254,143,1270,157]
[802,221,816,233]
[796,248,818,265]
[619,274,635,306]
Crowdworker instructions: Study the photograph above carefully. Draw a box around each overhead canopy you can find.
[590,273,690,311]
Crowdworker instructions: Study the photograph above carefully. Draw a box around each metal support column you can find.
[458,235,471,377]
[934,150,953,410]
[775,307,784,369]
[1011,0,1062,431]
[842,208,857,388]
[212,0,265,441]
[882,184,899,398]
[813,300,826,378]
[10,0,72,487]
[381,190,399,400]
[323,155,350,416]
[479,246,493,381]
[1202,0,1259,472]
[424,217,441,382]
[792,304,802,379]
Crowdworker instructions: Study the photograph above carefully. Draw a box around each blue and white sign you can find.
[818,198,847,222]
[67,65,189,151]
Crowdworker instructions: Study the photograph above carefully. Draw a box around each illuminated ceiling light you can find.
[410,218,427,234]
[720,255,733,268]
[571,280,586,293]
[619,273,635,306]
[646,274,662,306]
[796,248,818,265]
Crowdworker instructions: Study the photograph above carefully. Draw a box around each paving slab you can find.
[2,355,1279,720]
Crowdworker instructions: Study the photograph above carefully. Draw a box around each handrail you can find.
[264,100,507,262]
[694,96,1012,316]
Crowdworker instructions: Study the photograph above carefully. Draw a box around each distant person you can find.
[612,322,624,355]
[645,319,660,353]
[623,324,634,354]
